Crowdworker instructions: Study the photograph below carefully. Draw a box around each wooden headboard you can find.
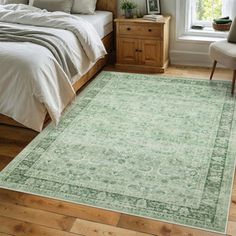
[96,0,117,18]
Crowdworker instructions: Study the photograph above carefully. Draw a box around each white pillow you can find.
[2,0,28,4]
[30,0,73,13]
[72,0,97,14]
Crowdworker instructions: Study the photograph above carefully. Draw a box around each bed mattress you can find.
[72,10,113,38]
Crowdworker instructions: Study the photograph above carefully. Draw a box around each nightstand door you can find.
[117,38,139,64]
[140,39,162,66]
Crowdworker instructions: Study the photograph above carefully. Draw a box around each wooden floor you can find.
[0,66,235,236]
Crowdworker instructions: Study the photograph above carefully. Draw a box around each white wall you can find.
[118,0,214,67]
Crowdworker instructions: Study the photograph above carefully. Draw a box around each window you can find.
[176,0,236,40]
[190,0,234,28]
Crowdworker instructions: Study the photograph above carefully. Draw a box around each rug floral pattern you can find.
[0,72,236,233]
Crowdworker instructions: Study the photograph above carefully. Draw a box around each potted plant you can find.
[121,0,137,19]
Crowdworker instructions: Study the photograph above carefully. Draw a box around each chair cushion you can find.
[209,40,236,69]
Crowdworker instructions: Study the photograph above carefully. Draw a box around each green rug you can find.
[0,71,235,234]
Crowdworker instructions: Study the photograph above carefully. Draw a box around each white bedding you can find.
[0,4,107,132]
[73,10,113,39]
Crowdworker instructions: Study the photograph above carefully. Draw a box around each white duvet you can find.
[0,4,107,131]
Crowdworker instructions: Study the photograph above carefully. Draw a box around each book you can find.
[143,15,164,22]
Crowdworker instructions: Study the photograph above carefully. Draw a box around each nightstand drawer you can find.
[118,24,162,38]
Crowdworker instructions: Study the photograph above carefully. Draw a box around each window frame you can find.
[190,0,224,27]
[176,0,228,40]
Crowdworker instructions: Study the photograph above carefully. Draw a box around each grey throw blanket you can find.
[0,25,78,78]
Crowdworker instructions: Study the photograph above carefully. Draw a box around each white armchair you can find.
[209,18,236,95]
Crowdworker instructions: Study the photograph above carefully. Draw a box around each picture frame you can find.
[146,0,161,14]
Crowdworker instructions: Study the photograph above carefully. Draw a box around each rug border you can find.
[223,92,236,235]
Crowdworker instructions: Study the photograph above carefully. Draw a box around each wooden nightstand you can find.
[114,17,171,73]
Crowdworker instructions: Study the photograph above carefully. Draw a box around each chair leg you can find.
[210,60,217,80]
[231,70,236,95]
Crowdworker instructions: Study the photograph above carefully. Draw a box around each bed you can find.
[0,0,116,131]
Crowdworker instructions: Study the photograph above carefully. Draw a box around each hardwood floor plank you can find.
[0,155,13,171]
[0,189,121,226]
[229,199,236,222]
[227,221,236,236]
[0,125,37,141]
[118,214,173,236]
[0,233,14,236]
[171,225,228,236]
[0,202,76,231]
[229,175,236,223]
[117,214,225,236]
[0,216,83,236]
[164,66,232,81]
[0,143,23,158]
[71,218,154,236]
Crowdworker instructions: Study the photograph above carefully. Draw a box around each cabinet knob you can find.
[148,29,152,32]
[127,27,131,31]
[135,49,139,52]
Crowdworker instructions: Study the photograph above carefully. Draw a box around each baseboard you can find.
[170,50,216,68]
